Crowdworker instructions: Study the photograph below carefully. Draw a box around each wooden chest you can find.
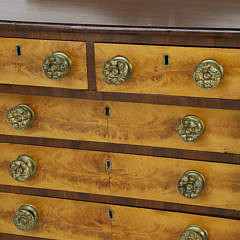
[0,1,239,239]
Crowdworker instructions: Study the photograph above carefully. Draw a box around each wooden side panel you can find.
[107,101,240,154]
[111,205,240,240]
[0,93,108,142]
[0,143,110,195]
[95,43,240,99]
[109,153,240,210]
[0,38,88,89]
[0,193,111,240]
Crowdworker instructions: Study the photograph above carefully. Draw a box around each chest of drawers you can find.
[0,1,240,239]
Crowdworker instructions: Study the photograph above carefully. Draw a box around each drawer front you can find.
[0,193,111,240]
[0,38,87,89]
[0,93,108,142]
[95,43,240,99]
[111,205,240,240]
[0,143,109,195]
[107,101,240,154]
[109,153,240,210]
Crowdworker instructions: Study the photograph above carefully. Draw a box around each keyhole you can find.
[16,45,22,57]
[164,54,169,66]
[104,106,110,117]
[108,209,114,221]
[105,160,112,172]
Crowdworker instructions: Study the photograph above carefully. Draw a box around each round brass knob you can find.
[7,104,35,130]
[13,204,40,232]
[9,155,36,182]
[178,170,206,199]
[103,56,133,85]
[194,59,223,89]
[176,115,204,143]
[180,225,209,240]
[42,52,72,80]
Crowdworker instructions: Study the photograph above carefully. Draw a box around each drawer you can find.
[0,143,109,195]
[1,193,239,240]
[111,205,240,240]
[0,193,111,240]
[107,101,240,154]
[109,152,240,210]
[0,93,108,142]
[0,38,87,89]
[95,43,240,99]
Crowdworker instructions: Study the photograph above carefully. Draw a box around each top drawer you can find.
[95,43,240,99]
[0,38,87,89]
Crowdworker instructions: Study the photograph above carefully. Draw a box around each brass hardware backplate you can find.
[180,225,209,240]
[176,115,204,143]
[194,59,223,89]
[178,170,206,199]
[7,104,35,130]
[103,56,132,85]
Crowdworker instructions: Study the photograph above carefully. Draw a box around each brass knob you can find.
[13,204,40,232]
[178,170,206,199]
[194,59,223,89]
[9,155,36,182]
[42,52,72,80]
[103,56,133,85]
[176,115,204,143]
[7,104,35,130]
[180,225,208,240]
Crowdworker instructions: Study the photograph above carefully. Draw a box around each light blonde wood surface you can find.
[0,37,88,89]
[0,93,108,142]
[0,193,111,240]
[95,43,240,99]
[109,152,240,210]
[0,143,110,194]
[107,101,240,154]
[111,205,240,240]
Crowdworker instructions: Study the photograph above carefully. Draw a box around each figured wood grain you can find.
[107,101,240,154]
[0,143,110,195]
[109,153,240,210]
[0,38,87,89]
[0,93,108,142]
[0,193,111,240]
[111,205,240,240]
[96,44,240,99]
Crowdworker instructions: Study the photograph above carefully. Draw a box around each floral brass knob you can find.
[178,170,206,199]
[180,225,209,240]
[7,104,35,130]
[13,204,40,232]
[42,52,72,80]
[194,59,223,89]
[103,56,133,85]
[9,155,36,182]
[177,115,204,143]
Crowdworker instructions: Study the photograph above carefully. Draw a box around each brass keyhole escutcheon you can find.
[176,115,204,143]
[13,204,40,232]
[178,170,206,199]
[7,104,35,130]
[9,155,36,182]
[43,52,72,80]
[103,56,133,85]
[194,59,223,89]
[180,225,209,240]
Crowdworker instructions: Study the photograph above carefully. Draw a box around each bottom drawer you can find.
[0,193,239,240]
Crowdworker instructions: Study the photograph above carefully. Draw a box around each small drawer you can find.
[0,143,109,195]
[0,38,87,89]
[111,205,240,239]
[0,93,108,142]
[0,193,111,240]
[108,152,240,210]
[95,43,240,99]
[107,101,240,154]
